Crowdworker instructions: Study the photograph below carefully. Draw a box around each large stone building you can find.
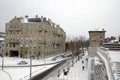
[5,15,66,58]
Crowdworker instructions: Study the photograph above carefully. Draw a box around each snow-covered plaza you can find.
[0,54,67,80]
[0,52,88,80]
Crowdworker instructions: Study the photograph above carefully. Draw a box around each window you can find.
[100,36,102,38]
[13,43,15,47]
[14,26,15,28]
[10,44,12,47]
[100,43,102,46]
[39,52,41,55]
[6,44,8,47]
[10,31,12,34]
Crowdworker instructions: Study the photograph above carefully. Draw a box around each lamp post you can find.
[30,52,32,80]
[27,26,33,80]
[29,39,32,80]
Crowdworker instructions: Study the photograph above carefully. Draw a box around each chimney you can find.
[41,16,44,22]
[25,15,29,18]
[43,17,47,22]
[36,15,38,18]
[48,18,51,22]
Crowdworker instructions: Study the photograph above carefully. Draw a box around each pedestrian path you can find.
[59,55,88,80]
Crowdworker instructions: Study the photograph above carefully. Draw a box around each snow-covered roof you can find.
[19,17,43,23]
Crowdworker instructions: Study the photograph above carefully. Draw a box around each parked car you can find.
[17,61,28,65]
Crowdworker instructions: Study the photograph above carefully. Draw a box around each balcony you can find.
[6,27,22,31]
[8,39,20,43]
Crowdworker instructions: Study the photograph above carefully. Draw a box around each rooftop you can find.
[89,30,106,33]
[14,15,56,27]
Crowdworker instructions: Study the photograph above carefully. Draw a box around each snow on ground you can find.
[0,57,57,66]
[0,52,70,66]
[59,56,88,80]
[0,70,12,80]
[0,52,87,80]
[107,50,120,80]
[47,52,88,80]
[6,64,57,80]
[0,53,69,80]
[0,59,58,80]
[107,50,120,62]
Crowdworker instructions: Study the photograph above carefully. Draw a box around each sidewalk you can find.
[59,55,88,80]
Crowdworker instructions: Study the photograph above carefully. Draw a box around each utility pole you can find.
[30,52,32,80]
[29,39,32,80]
[27,26,32,80]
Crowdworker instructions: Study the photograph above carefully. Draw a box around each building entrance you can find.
[10,51,19,57]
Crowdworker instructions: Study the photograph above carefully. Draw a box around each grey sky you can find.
[0,0,120,38]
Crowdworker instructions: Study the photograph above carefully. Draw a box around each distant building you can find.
[88,30,106,58]
[89,30,106,47]
[0,32,5,56]
[88,30,119,80]
[103,43,120,50]
[88,30,106,80]
[5,15,66,58]
[105,36,116,43]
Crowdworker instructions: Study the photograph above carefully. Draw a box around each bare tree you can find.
[65,35,89,56]
[69,40,75,53]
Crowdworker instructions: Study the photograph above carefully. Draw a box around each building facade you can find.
[89,30,106,47]
[5,15,66,58]
[0,32,5,56]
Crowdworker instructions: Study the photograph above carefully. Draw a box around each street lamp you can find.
[26,26,33,80]
[29,39,33,80]
[30,52,32,80]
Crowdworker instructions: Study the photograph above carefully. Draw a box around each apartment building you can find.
[5,15,66,58]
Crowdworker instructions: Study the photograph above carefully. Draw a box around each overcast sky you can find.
[0,0,120,38]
